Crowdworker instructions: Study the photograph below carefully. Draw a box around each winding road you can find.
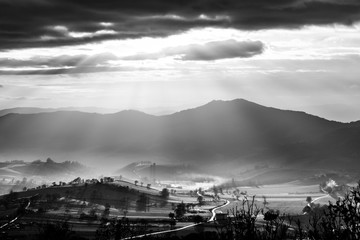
[209,200,230,222]
[311,194,330,204]
[121,199,230,240]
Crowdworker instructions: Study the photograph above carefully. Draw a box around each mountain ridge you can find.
[0,99,358,173]
[0,99,353,123]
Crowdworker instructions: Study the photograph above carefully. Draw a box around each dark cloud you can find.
[179,40,264,60]
[0,53,118,75]
[0,52,117,68]
[124,40,265,61]
[0,0,360,50]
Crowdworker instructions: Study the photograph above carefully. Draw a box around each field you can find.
[211,182,332,215]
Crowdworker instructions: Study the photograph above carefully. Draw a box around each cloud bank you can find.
[0,40,264,74]
[124,40,265,61]
[1,0,359,50]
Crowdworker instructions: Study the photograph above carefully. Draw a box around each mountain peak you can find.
[201,98,267,111]
[207,98,256,105]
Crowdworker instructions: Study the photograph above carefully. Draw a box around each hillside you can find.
[0,99,359,173]
[0,182,164,210]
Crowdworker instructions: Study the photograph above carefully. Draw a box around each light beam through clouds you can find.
[0,0,360,122]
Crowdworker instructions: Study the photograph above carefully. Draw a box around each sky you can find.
[1,0,360,122]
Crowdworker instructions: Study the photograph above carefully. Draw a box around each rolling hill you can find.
[0,99,359,173]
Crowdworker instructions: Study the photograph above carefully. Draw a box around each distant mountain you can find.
[0,107,57,117]
[0,99,359,173]
[0,106,116,117]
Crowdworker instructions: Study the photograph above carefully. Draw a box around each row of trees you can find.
[134,180,152,189]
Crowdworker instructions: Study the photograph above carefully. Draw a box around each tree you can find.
[169,212,175,219]
[213,185,218,196]
[134,180,138,186]
[263,196,269,209]
[103,203,111,218]
[263,209,279,221]
[169,213,176,229]
[146,184,151,189]
[197,195,204,205]
[306,196,312,204]
[160,188,170,199]
[136,194,148,212]
[175,202,186,219]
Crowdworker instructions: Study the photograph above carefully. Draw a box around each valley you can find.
[0,159,354,239]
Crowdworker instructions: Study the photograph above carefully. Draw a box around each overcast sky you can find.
[0,0,360,122]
